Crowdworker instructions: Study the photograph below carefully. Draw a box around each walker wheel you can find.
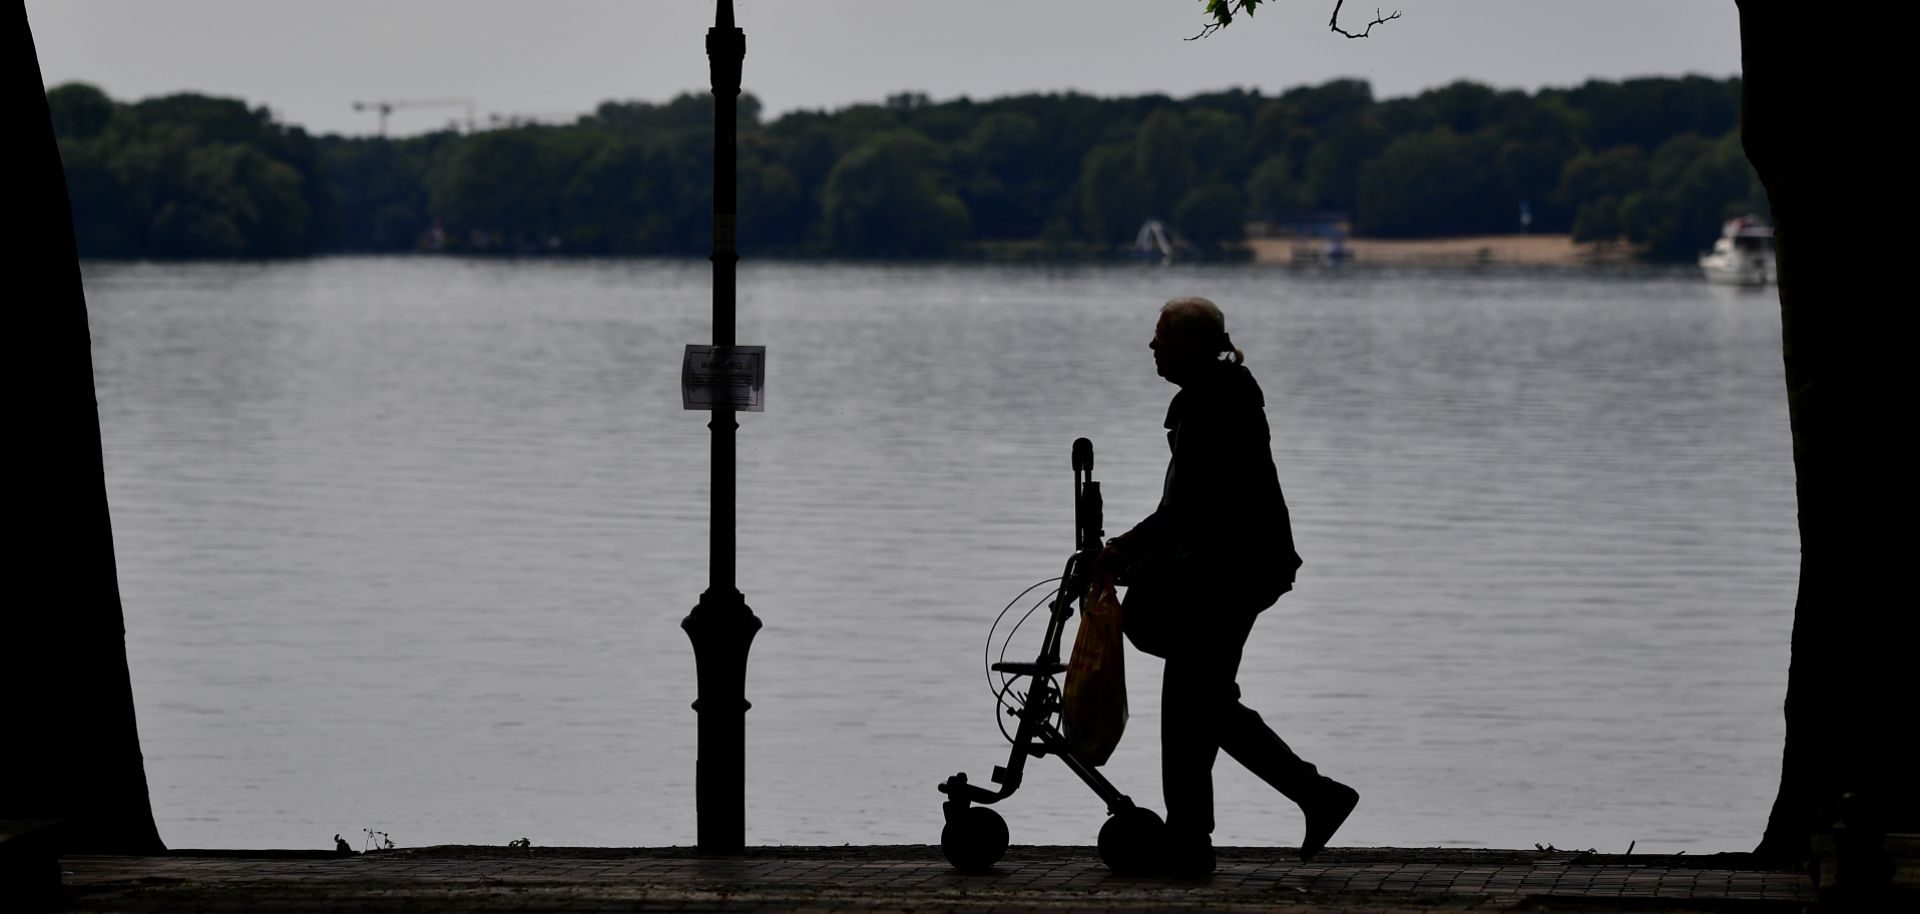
[1098,807,1165,875]
[941,805,1009,873]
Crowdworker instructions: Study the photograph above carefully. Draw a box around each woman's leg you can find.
[1217,698,1322,806]
[1159,607,1256,838]
[1204,610,1355,862]
[1163,605,1325,833]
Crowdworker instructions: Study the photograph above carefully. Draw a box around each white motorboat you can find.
[1699,215,1776,285]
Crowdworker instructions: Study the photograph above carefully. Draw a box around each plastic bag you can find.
[1062,573,1128,766]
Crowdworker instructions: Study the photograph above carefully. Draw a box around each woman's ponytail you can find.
[1221,331,1244,365]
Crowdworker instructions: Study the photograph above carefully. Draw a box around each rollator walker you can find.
[936,438,1167,873]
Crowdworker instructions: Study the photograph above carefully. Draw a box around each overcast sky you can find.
[26,1,1743,138]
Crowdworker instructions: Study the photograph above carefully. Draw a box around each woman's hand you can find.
[1092,535,1130,580]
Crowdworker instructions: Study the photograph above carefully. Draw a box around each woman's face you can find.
[1150,312,1205,384]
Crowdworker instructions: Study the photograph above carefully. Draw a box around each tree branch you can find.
[1187,0,1246,41]
[1188,0,1399,42]
[1329,0,1401,39]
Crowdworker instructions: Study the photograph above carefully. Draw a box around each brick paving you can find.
[57,846,1815,912]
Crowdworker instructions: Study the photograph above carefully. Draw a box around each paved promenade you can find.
[60,845,1814,913]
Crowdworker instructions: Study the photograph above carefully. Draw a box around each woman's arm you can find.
[1101,403,1251,571]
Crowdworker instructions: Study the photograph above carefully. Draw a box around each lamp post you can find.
[680,0,759,853]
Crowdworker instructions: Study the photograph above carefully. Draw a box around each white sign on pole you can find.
[682,345,765,412]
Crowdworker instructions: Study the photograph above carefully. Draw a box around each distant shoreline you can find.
[1245,233,1643,266]
[74,234,1654,267]
[963,232,1650,266]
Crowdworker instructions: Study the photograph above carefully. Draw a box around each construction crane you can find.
[350,98,475,137]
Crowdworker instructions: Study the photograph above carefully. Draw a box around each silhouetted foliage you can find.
[822,130,970,256]
[1174,182,1248,251]
[1621,132,1762,260]
[50,76,1757,260]
[1079,143,1149,245]
[1357,129,1509,237]
[1556,146,1649,243]
[1134,109,1197,220]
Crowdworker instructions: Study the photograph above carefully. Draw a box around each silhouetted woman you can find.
[1098,296,1358,877]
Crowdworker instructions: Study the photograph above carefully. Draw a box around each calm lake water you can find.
[84,257,1797,853]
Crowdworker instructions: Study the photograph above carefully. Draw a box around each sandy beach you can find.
[1246,233,1643,266]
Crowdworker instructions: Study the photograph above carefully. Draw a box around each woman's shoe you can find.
[1298,778,1359,861]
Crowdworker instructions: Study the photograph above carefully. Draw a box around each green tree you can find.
[820,130,970,256]
[47,81,113,138]
[1495,102,1582,230]
[769,122,839,199]
[1625,131,1755,260]
[826,104,905,155]
[1246,154,1309,215]
[139,144,311,258]
[965,112,1043,186]
[316,134,442,252]
[1569,197,1621,243]
[147,201,244,256]
[1079,142,1147,244]
[1354,128,1508,236]
[429,130,546,245]
[1185,108,1251,186]
[961,112,1049,238]
[1173,182,1246,250]
[429,128,611,251]
[1557,146,1647,242]
[563,140,677,253]
[1555,75,1740,153]
[1250,100,1312,162]
[1388,80,1505,134]
[1281,78,1374,130]
[183,143,311,256]
[1133,109,1195,218]
[738,140,807,251]
[1556,146,1649,206]
[1301,117,1387,211]
[54,71,1778,261]
[47,85,329,258]
[57,139,143,255]
[588,91,759,133]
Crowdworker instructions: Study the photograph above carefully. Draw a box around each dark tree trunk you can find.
[4,1,165,853]
[1737,3,1914,864]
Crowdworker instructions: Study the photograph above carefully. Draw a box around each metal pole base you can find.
[682,588,761,852]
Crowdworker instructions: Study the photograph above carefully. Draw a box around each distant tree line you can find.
[47,75,1763,261]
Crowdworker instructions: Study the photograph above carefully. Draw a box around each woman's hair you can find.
[1161,296,1244,365]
